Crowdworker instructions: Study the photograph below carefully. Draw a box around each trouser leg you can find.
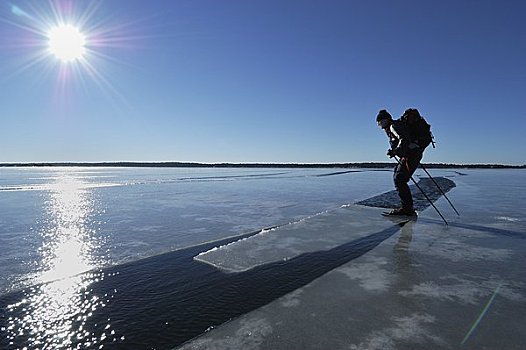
[394,163,413,209]
[393,154,422,210]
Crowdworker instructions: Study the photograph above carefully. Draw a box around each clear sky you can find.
[1,0,525,165]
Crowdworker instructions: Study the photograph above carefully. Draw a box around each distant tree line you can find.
[0,162,524,169]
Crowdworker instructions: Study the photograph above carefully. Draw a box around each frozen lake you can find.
[0,167,397,293]
[0,167,525,349]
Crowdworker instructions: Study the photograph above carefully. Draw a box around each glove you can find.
[387,149,396,158]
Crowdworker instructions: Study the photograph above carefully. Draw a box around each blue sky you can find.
[1,0,524,164]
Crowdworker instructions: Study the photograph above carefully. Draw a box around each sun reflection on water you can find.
[2,170,120,349]
[38,173,97,283]
[4,273,117,348]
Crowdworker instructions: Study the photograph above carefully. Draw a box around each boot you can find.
[387,207,417,216]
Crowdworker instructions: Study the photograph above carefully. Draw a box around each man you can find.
[376,109,423,216]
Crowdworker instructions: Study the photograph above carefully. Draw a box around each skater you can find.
[376,109,423,216]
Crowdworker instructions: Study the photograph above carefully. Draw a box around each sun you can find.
[6,1,136,105]
[47,24,86,62]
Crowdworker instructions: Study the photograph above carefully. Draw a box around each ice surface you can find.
[178,170,526,350]
[195,177,455,272]
[356,177,456,211]
[179,219,526,350]
[2,168,525,349]
[0,167,392,293]
[195,205,401,272]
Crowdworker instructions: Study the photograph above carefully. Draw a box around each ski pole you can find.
[394,156,448,225]
[419,163,460,216]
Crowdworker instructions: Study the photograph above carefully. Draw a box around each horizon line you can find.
[0,161,524,169]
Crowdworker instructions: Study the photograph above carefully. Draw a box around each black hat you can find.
[376,109,392,122]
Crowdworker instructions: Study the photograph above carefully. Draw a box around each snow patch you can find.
[349,313,443,350]
[337,257,393,293]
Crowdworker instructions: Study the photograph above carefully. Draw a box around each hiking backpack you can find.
[400,108,435,149]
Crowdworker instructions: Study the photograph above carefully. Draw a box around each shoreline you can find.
[0,162,524,169]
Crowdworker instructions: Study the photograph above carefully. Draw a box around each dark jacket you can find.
[387,120,420,157]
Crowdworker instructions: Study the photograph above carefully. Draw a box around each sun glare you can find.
[48,24,86,62]
[6,1,137,105]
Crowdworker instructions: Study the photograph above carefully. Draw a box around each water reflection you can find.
[394,219,415,278]
[4,273,114,348]
[3,170,116,349]
[395,220,414,254]
[38,173,98,283]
